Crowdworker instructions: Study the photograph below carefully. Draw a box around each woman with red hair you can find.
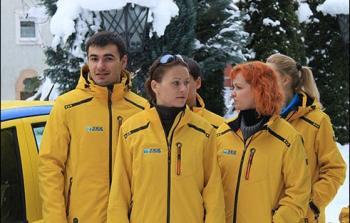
[216,61,311,223]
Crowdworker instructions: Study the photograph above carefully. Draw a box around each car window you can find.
[1,127,26,222]
[32,122,46,152]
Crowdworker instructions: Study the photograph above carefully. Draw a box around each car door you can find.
[1,114,48,222]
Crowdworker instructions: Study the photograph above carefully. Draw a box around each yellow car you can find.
[1,100,53,222]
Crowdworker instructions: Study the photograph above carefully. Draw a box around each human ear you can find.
[281,75,292,87]
[151,80,159,95]
[195,77,201,90]
[121,55,128,69]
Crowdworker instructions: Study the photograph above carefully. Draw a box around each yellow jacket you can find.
[192,93,225,129]
[217,115,311,223]
[284,93,346,223]
[107,107,225,223]
[38,65,149,223]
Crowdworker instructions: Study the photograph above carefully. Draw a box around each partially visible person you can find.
[183,56,225,128]
[339,206,349,223]
[107,54,225,223]
[267,53,346,223]
[38,31,149,222]
[216,61,310,223]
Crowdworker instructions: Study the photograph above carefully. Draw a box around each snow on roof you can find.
[50,0,178,48]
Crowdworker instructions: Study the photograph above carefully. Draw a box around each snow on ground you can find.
[326,143,349,222]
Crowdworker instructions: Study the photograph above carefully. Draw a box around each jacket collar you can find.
[76,64,131,101]
[192,93,205,114]
[228,112,277,133]
[147,105,192,130]
[285,91,321,121]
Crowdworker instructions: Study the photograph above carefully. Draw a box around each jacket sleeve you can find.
[107,126,132,223]
[273,135,311,223]
[311,115,346,209]
[38,100,70,223]
[203,129,226,223]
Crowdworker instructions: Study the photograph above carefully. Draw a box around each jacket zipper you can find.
[245,148,256,180]
[108,89,113,189]
[166,112,184,223]
[176,142,182,176]
[232,137,253,223]
[66,177,73,217]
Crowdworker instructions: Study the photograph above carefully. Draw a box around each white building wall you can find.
[1,0,52,100]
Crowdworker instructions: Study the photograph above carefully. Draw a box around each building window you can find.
[20,21,36,38]
[16,69,39,100]
[16,10,39,44]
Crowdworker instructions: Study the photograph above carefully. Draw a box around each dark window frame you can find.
[1,126,27,221]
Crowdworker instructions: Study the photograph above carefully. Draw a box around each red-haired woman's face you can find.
[231,73,255,111]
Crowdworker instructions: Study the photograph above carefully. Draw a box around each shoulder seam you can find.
[124,97,145,110]
[300,116,320,129]
[216,128,231,137]
[211,124,219,129]
[124,122,150,139]
[266,127,291,147]
[187,123,210,138]
[64,97,93,109]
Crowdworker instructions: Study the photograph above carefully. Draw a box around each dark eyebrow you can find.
[103,54,116,58]
[88,53,116,58]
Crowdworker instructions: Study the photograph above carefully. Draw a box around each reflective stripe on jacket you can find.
[192,93,225,129]
[285,92,346,223]
[217,115,311,223]
[38,65,149,223]
[107,106,225,223]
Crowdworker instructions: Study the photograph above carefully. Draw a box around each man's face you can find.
[87,44,127,86]
[186,75,201,107]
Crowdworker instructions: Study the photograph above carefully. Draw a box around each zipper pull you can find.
[176,142,182,175]
[168,144,171,164]
[117,116,123,126]
[245,148,256,180]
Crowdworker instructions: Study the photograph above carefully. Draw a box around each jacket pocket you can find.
[66,177,73,217]
[175,141,198,177]
[244,148,268,183]
[245,148,256,180]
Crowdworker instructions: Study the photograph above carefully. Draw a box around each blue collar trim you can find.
[280,94,300,118]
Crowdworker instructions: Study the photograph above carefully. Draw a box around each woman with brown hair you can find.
[216,61,311,223]
[107,54,225,223]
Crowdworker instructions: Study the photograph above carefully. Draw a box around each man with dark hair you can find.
[38,31,149,222]
[183,56,225,128]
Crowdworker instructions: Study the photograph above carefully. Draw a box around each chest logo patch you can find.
[144,148,161,154]
[223,149,237,155]
[85,126,104,132]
